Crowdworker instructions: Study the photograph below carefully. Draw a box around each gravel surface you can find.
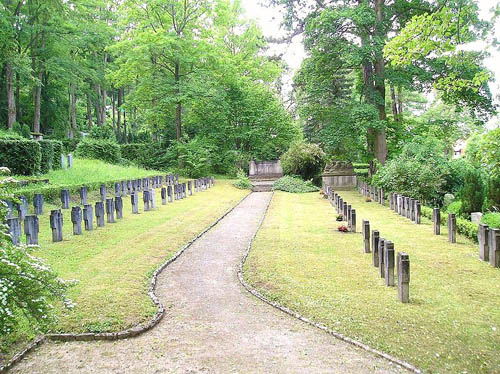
[11,192,410,374]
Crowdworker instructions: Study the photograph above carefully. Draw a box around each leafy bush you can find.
[481,212,500,228]
[12,122,22,137]
[38,140,54,174]
[51,140,63,170]
[456,217,478,242]
[459,167,484,217]
[0,130,23,140]
[120,144,148,163]
[166,138,215,178]
[480,128,500,178]
[62,138,80,153]
[446,201,462,215]
[273,175,320,193]
[233,169,252,190]
[88,125,116,141]
[281,142,326,181]
[483,176,500,212]
[0,139,41,175]
[0,168,71,336]
[21,124,31,139]
[443,158,472,195]
[75,139,121,164]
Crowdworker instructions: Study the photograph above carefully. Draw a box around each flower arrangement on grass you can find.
[338,225,349,233]
[365,197,372,202]
[336,214,344,222]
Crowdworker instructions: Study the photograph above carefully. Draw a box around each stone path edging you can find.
[237,191,422,374]
[0,192,251,374]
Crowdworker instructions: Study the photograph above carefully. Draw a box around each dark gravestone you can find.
[80,187,88,205]
[175,174,179,184]
[7,217,21,246]
[347,205,352,228]
[24,215,39,245]
[83,204,93,231]
[433,208,441,235]
[143,191,151,211]
[489,228,500,268]
[211,176,215,186]
[415,201,421,224]
[372,230,380,267]
[115,196,123,219]
[188,181,192,196]
[151,189,157,209]
[397,252,410,303]
[71,206,82,235]
[127,180,133,194]
[384,241,395,286]
[343,202,348,220]
[131,193,139,214]
[137,178,142,192]
[143,178,148,190]
[374,188,379,203]
[183,183,187,198]
[362,220,370,253]
[100,184,107,201]
[167,185,173,203]
[448,213,456,243]
[34,193,44,215]
[67,153,73,168]
[351,209,357,233]
[378,238,386,278]
[50,209,63,242]
[16,196,28,221]
[106,198,115,223]
[121,181,127,197]
[161,187,167,205]
[195,179,199,193]
[405,197,410,219]
[478,224,489,261]
[61,189,70,209]
[115,182,121,197]
[159,176,163,186]
[95,202,105,227]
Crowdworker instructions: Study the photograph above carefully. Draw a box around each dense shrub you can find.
[0,139,41,175]
[0,130,23,140]
[12,122,22,137]
[88,125,116,141]
[38,140,54,173]
[62,138,80,153]
[281,142,325,181]
[483,176,500,212]
[273,175,320,193]
[482,212,500,228]
[459,167,484,216]
[51,140,63,170]
[165,138,216,177]
[120,144,148,163]
[480,128,500,178]
[443,158,471,195]
[446,201,462,215]
[75,139,121,164]
[21,124,31,139]
[233,169,252,190]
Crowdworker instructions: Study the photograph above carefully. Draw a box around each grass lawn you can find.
[244,190,500,374]
[1,179,248,363]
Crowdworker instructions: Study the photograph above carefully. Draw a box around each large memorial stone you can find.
[372,230,380,267]
[115,196,123,219]
[7,217,21,246]
[95,201,105,227]
[362,220,370,253]
[80,187,88,205]
[378,238,386,278]
[100,184,106,201]
[143,191,151,211]
[131,193,139,214]
[433,208,441,235]
[61,189,70,209]
[478,224,489,261]
[71,206,82,235]
[489,228,500,268]
[384,241,395,287]
[397,252,410,303]
[24,215,39,245]
[50,209,63,242]
[34,193,44,215]
[83,204,93,231]
[448,213,456,243]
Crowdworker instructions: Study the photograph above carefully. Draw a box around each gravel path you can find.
[11,192,410,373]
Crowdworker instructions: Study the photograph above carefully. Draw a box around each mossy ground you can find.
[244,190,500,374]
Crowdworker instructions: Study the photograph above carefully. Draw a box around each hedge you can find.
[0,139,41,175]
[76,139,121,164]
[51,140,63,170]
[39,140,54,173]
[120,143,148,163]
[421,205,478,243]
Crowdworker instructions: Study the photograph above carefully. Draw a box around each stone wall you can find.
[249,160,283,179]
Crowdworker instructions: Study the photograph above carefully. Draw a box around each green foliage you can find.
[166,138,215,178]
[455,217,479,242]
[446,201,462,216]
[0,168,70,336]
[0,139,41,176]
[21,125,31,139]
[483,176,500,212]
[482,213,500,229]
[0,130,23,140]
[233,169,252,190]
[88,126,116,142]
[444,158,472,195]
[51,141,63,170]
[120,144,148,164]
[273,176,320,193]
[75,139,121,164]
[459,167,484,217]
[12,123,22,137]
[38,140,54,174]
[62,138,80,153]
[281,142,326,181]
[480,128,500,179]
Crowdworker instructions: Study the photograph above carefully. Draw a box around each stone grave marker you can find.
[67,153,73,168]
[106,198,115,223]
[397,252,410,303]
[167,185,173,203]
[115,196,123,219]
[7,217,21,246]
[143,191,151,211]
[384,241,395,286]
[161,187,167,205]
[433,208,441,235]
[478,224,489,261]
[121,181,127,197]
[80,187,88,205]
[351,209,357,233]
[71,206,82,235]
[50,209,63,242]
[16,196,28,221]
[95,202,105,227]
[100,184,106,201]
[61,189,70,209]
[151,189,157,209]
[362,220,370,253]
[372,230,380,267]
[378,238,386,278]
[83,204,93,231]
[34,193,44,215]
[24,215,39,245]
[448,213,456,243]
[115,182,121,197]
[489,228,500,268]
[131,193,139,214]
[188,181,192,196]
[415,201,421,224]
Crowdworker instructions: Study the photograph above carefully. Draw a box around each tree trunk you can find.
[373,0,387,164]
[101,88,107,126]
[397,86,403,120]
[68,81,77,138]
[117,87,123,141]
[111,87,115,132]
[6,63,16,129]
[33,31,45,134]
[175,62,182,140]
[87,91,93,130]
[390,85,399,121]
[95,84,102,126]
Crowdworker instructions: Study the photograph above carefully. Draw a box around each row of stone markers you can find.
[326,187,411,303]
[325,186,357,232]
[358,181,385,205]
[5,175,215,246]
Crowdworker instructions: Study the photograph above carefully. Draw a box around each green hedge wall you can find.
[76,139,121,164]
[51,140,63,170]
[39,140,54,173]
[0,139,41,175]
[120,144,148,163]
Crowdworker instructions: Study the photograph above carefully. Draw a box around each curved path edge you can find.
[237,191,422,374]
[0,192,252,374]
